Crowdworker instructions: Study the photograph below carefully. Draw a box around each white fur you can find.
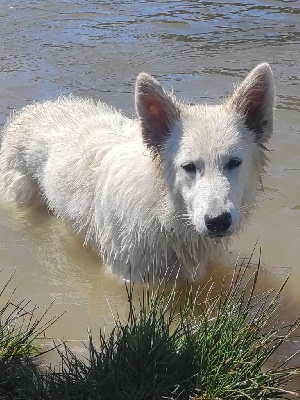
[0,63,275,281]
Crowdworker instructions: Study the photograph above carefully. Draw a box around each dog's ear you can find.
[227,63,275,144]
[135,73,180,150]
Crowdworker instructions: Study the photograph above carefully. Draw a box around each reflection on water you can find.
[0,0,299,376]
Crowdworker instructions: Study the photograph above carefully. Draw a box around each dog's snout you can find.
[205,212,232,234]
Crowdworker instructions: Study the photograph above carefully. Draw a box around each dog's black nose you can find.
[205,212,232,234]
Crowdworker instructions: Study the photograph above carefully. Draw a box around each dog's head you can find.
[135,63,275,238]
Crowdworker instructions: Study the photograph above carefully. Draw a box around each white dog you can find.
[0,63,274,281]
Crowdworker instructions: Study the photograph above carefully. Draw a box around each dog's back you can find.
[0,98,136,201]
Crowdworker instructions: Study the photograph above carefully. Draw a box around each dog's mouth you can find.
[206,231,233,239]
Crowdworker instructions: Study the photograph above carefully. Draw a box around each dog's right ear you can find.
[135,73,180,151]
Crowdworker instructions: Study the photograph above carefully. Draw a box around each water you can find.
[0,0,299,377]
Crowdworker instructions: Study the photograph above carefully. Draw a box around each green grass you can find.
[0,274,58,398]
[1,276,45,361]
[0,259,299,399]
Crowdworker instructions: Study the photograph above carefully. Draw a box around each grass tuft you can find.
[0,259,299,399]
[0,273,59,398]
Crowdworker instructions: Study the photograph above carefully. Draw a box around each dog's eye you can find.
[182,163,196,173]
[226,159,242,170]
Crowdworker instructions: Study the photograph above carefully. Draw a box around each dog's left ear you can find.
[227,63,275,144]
[135,73,180,151]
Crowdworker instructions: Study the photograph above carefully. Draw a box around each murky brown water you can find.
[0,0,299,379]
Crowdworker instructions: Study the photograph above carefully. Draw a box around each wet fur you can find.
[0,63,275,280]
